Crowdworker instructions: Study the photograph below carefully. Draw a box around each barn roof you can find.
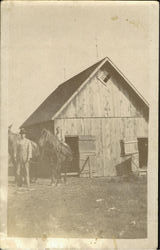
[21,57,149,128]
[20,58,105,128]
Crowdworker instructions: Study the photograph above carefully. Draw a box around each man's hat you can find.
[20,128,27,134]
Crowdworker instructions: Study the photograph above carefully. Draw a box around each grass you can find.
[7,176,147,239]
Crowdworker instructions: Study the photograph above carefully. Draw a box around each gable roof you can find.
[21,57,149,128]
[20,58,105,128]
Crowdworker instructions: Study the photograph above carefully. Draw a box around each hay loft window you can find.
[103,74,111,83]
[120,139,138,156]
[100,73,111,84]
[97,72,111,86]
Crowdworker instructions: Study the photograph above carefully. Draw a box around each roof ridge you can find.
[58,57,106,88]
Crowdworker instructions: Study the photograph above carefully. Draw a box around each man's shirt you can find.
[17,138,32,163]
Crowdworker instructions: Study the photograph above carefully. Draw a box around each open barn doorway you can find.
[65,136,79,174]
[137,137,148,168]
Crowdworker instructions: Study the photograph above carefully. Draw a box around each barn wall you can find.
[58,69,148,121]
[54,117,148,176]
[55,67,148,176]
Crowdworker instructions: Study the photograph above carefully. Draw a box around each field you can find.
[7,176,147,239]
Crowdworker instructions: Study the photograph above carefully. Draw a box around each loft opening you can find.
[65,136,79,174]
[120,137,148,168]
[137,137,148,168]
[103,73,111,83]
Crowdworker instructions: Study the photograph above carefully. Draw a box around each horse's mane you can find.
[41,128,71,151]
[41,128,59,148]
[40,128,73,161]
[41,128,57,141]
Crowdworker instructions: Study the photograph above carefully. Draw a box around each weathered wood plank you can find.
[53,64,148,177]
[57,68,148,120]
[53,116,148,177]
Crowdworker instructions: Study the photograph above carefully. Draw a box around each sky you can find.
[6,1,152,132]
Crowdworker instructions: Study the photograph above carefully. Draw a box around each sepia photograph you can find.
[0,1,158,249]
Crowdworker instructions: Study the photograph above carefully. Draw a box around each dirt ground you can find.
[7,175,147,239]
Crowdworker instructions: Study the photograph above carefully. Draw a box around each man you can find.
[55,127,63,142]
[16,128,32,188]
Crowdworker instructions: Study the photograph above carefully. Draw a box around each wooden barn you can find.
[20,57,149,177]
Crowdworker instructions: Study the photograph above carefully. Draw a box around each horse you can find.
[38,128,73,186]
[8,126,20,183]
[8,126,40,186]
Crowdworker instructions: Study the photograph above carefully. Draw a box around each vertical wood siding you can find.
[54,117,148,176]
[58,69,148,120]
[54,66,148,176]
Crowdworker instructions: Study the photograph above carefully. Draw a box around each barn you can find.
[20,57,149,177]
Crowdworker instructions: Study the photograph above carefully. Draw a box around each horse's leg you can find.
[34,163,38,183]
[30,162,37,183]
[53,166,57,185]
[63,162,67,185]
[55,161,61,186]
[49,163,53,185]
[16,162,22,187]
[11,156,17,184]
[50,163,56,186]
[55,166,58,186]
[29,162,33,183]
[13,161,17,184]
[50,165,54,185]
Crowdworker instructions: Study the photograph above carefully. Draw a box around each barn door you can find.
[78,135,96,177]
[65,135,96,177]
[138,137,148,168]
[65,136,79,174]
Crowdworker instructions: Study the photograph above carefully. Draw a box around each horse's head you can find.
[38,129,54,161]
[8,129,20,163]
[8,124,13,133]
[38,128,61,162]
